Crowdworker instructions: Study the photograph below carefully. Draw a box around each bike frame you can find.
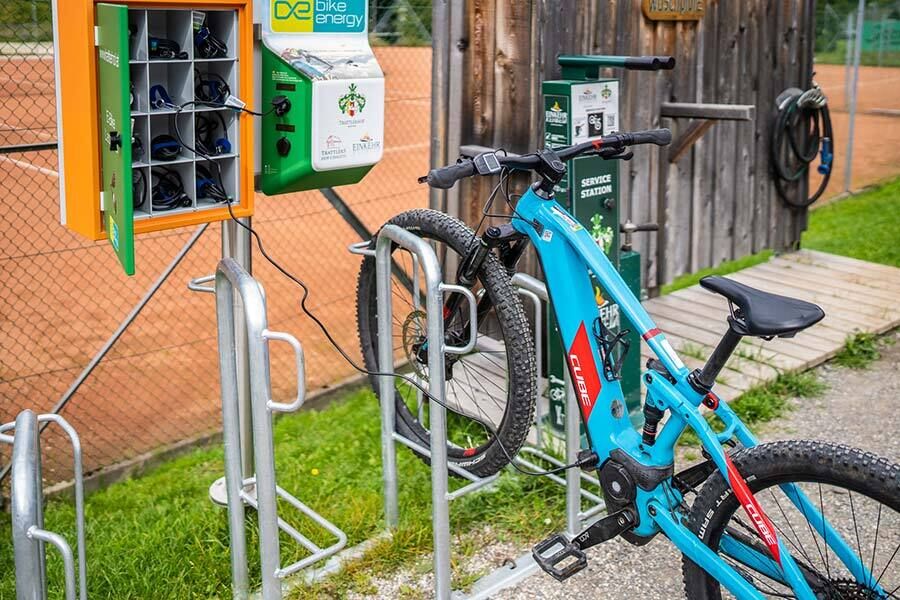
[509,185,883,599]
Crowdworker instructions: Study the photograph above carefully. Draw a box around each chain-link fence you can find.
[1,0,432,492]
[814,0,900,201]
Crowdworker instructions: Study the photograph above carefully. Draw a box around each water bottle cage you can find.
[591,316,631,382]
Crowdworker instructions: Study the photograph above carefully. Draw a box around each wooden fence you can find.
[433,0,816,293]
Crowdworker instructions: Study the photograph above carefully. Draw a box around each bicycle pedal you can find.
[531,534,588,581]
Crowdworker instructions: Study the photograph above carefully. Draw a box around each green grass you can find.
[662,250,774,295]
[0,389,566,599]
[678,371,827,447]
[833,332,883,369]
[803,177,900,268]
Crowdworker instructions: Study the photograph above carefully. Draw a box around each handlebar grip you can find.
[623,56,676,71]
[421,160,477,189]
[629,129,672,147]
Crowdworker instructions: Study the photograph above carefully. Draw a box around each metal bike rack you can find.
[1,410,87,600]
[213,257,347,600]
[348,227,606,600]
[510,273,606,535]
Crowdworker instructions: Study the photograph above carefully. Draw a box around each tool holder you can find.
[347,227,605,599]
[213,257,347,600]
[1,410,87,600]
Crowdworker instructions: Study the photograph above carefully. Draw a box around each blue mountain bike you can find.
[355,128,899,598]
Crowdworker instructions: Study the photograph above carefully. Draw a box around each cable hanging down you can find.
[171,92,587,478]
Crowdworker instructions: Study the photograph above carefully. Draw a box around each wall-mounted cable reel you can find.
[770,82,833,209]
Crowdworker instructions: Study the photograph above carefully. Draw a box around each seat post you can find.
[691,327,743,393]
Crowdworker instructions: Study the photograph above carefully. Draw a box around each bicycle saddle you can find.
[699,276,825,338]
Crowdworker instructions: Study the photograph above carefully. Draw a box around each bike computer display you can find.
[474,152,502,175]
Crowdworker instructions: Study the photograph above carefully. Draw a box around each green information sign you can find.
[542,77,643,433]
[97,3,135,275]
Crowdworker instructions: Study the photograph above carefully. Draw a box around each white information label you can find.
[311,78,385,171]
[570,81,619,142]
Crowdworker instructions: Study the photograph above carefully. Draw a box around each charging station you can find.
[52,0,384,275]
[259,0,385,194]
[542,57,646,430]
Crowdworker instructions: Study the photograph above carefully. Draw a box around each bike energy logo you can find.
[338,83,366,116]
[271,0,365,33]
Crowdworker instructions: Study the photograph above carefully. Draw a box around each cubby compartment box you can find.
[130,115,149,166]
[147,10,193,61]
[128,10,147,62]
[149,162,195,216]
[132,166,151,219]
[197,156,237,209]
[194,108,238,158]
[149,112,193,165]
[194,61,236,105]
[129,63,149,114]
[193,10,237,61]
[149,61,192,110]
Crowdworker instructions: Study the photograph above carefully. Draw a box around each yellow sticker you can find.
[271,0,314,33]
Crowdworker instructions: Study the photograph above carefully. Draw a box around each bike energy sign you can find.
[260,0,384,194]
[271,0,366,33]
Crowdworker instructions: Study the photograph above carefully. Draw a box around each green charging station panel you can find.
[259,0,384,195]
[542,75,643,432]
[97,2,135,275]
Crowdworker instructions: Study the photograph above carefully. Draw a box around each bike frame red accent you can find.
[725,455,782,566]
[642,328,662,341]
[566,322,602,420]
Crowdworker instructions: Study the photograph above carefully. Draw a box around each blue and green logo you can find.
[271,0,366,33]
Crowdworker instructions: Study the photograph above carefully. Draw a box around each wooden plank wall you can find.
[453,0,816,294]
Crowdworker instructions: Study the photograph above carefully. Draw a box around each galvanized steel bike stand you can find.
[349,226,605,600]
[212,258,347,600]
[1,410,87,600]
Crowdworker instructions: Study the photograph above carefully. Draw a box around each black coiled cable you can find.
[771,85,834,209]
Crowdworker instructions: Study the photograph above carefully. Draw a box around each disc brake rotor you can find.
[401,309,428,380]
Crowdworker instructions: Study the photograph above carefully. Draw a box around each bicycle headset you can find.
[149,84,175,110]
[194,21,227,59]
[196,164,229,202]
[151,167,191,211]
[132,168,146,210]
[195,71,231,104]
[148,36,188,60]
[150,134,182,161]
[195,111,231,156]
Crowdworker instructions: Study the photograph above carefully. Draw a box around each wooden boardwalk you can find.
[643,250,900,401]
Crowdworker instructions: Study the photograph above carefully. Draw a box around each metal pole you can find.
[878,16,886,67]
[375,236,399,529]
[376,226,452,600]
[429,0,450,212]
[244,279,283,600]
[214,266,249,600]
[845,13,853,108]
[9,410,46,600]
[222,219,254,479]
[844,0,865,193]
[564,371,580,537]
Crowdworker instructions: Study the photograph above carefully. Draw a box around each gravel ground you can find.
[357,332,900,599]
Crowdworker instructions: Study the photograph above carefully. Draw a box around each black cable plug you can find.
[272,95,291,117]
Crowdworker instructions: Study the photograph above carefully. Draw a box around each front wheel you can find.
[682,440,900,599]
[355,209,536,478]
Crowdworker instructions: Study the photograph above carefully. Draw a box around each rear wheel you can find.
[682,440,900,599]
[355,209,536,478]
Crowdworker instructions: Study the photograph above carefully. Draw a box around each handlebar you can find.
[420,128,672,189]
[557,55,676,71]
